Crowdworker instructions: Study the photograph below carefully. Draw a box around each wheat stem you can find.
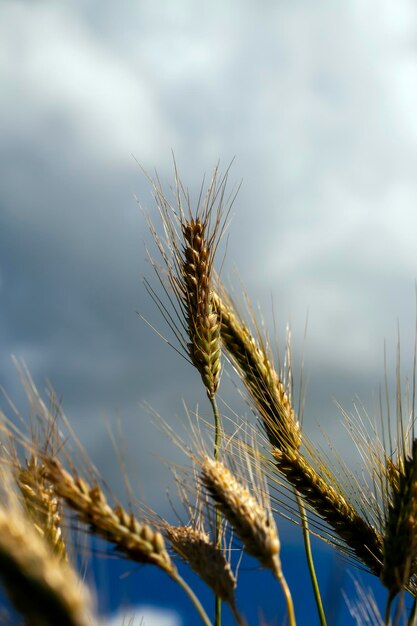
[296,491,327,626]
[271,555,297,626]
[209,394,222,626]
[229,600,246,626]
[174,572,214,626]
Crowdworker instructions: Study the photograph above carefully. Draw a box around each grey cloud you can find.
[2,0,417,516]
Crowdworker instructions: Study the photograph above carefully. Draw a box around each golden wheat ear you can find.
[166,525,246,624]
[0,466,93,626]
[381,438,417,596]
[17,454,67,561]
[338,335,417,601]
[0,360,68,560]
[43,456,176,576]
[211,289,301,452]
[201,454,282,575]
[145,162,238,400]
[271,444,383,575]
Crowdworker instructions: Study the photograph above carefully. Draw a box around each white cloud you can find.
[101,605,182,626]
[0,2,177,166]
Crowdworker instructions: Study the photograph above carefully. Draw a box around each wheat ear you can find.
[181,216,222,398]
[166,525,244,625]
[146,166,234,401]
[44,457,175,575]
[212,291,301,451]
[201,455,296,626]
[382,438,417,596]
[17,454,67,561]
[201,455,280,571]
[273,446,383,575]
[0,500,92,626]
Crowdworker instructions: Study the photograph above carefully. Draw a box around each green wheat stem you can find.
[271,557,297,626]
[295,491,327,626]
[209,393,222,626]
[174,572,214,626]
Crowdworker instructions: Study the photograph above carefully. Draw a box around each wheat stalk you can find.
[145,164,238,626]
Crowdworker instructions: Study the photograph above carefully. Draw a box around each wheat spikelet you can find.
[381,438,417,595]
[212,291,301,450]
[44,457,176,577]
[273,445,383,575]
[200,455,282,576]
[0,492,92,626]
[17,454,67,561]
[146,165,236,399]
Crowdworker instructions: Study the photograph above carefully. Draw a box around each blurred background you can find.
[2,0,417,624]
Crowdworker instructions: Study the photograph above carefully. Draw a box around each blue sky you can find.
[2,1,417,624]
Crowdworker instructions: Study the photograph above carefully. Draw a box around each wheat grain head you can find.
[0,467,93,626]
[212,290,301,451]
[145,163,237,399]
[44,457,176,577]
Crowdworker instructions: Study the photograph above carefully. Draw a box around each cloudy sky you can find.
[2,0,417,623]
